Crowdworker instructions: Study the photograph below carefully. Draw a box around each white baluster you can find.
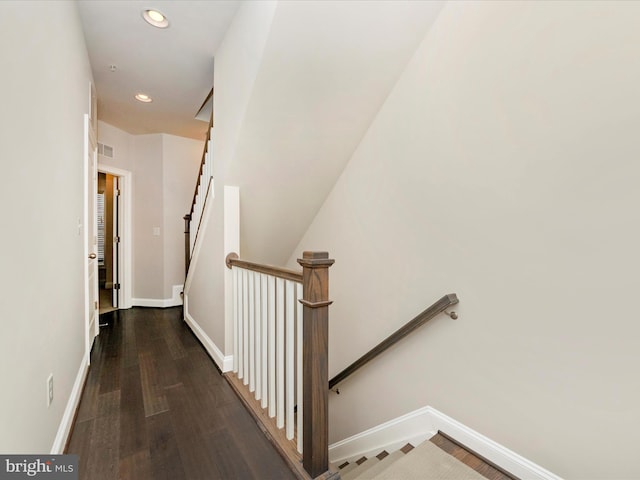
[268,275,276,418]
[276,277,285,429]
[242,269,249,385]
[285,280,295,440]
[296,281,303,453]
[261,273,268,408]
[254,272,261,400]
[237,267,243,379]
[233,267,238,373]
[249,271,255,392]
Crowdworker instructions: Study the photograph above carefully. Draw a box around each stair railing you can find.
[224,249,458,479]
[184,112,214,276]
[328,293,459,391]
[225,251,336,480]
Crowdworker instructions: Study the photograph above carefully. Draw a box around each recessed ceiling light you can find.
[142,9,169,28]
[135,93,153,103]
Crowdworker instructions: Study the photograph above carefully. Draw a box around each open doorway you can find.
[97,164,132,313]
[97,172,119,314]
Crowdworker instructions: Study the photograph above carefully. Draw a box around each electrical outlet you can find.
[47,374,54,407]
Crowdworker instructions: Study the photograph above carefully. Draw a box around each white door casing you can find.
[98,164,132,309]
[112,176,120,308]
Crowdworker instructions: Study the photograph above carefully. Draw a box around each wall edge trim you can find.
[328,405,563,480]
[50,352,90,454]
[183,301,233,372]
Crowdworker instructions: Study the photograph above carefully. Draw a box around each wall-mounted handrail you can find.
[328,293,459,390]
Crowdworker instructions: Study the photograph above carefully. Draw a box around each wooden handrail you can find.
[328,293,459,390]
[224,251,335,479]
[226,254,303,283]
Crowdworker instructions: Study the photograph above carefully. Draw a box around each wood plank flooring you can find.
[66,307,296,480]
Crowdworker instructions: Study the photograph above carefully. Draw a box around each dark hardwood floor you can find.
[66,307,296,480]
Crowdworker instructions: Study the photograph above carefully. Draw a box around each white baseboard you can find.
[329,406,435,464]
[329,405,562,480]
[183,306,233,373]
[51,353,89,454]
[427,407,562,480]
[132,298,169,307]
[132,286,184,308]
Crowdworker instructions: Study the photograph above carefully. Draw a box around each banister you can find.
[298,252,334,478]
[225,251,335,479]
[328,293,459,390]
[184,109,214,278]
[189,112,214,216]
[226,254,303,283]
[183,214,191,276]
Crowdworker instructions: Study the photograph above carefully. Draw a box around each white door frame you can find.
[97,164,133,309]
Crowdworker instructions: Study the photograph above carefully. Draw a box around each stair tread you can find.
[339,462,360,475]
[341,456,381,480]
[366,440,486,480]
[352,450,405,479]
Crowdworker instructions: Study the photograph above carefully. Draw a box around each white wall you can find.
[96,121,133,171]
[132,134,165,300]
[162,134,203,299]
[184,0,277,363]
[226,0,444,265]
[288,2,640,478]
[97,121,201,304]
[0,1,93,452]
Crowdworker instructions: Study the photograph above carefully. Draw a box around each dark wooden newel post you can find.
[183,214,191,277]
[298,251,335,478]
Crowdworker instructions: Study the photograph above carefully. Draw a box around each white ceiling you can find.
[77,0,240,140]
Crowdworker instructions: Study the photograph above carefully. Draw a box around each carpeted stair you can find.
[333,439,487,480]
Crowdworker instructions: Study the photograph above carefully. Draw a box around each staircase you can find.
[333,435,509,480]
[183,112,214,275]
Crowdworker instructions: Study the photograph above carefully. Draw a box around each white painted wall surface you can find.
[0,1,93,452]
[227,0,444,265]
[97,122,201,304]
[97,120,134,171]
[184,1,277,364]
[162,134,202,299]
[132,134,165,300]
[288,2,640,478]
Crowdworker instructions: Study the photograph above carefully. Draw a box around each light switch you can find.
[153,227,160,236]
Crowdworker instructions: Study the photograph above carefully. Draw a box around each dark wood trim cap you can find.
[299,299,334,309]
[297,251,335,268]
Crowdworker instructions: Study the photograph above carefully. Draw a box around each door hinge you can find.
[116,189,121,196]
[114,236,121,243]
[115,284,121,290]
[94,301,98,309]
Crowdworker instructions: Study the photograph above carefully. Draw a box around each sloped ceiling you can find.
[227,1,445,264]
